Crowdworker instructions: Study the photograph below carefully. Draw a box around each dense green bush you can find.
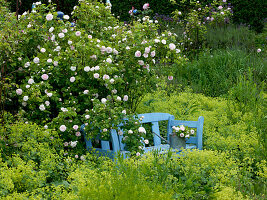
[230,0,267,33]
[0,120,60,197]
[8,0,78,16]
[7,0,267,34]
[2,1,186,156]
[111,0,178,22]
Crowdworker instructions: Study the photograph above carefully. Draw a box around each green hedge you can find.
[8,0,78,16]
[230,0,267,33]
[7,0,267,32]
[110,0,178,22]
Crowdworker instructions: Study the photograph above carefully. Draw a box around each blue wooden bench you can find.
[80,113,204,159]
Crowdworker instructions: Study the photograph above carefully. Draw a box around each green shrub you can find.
[4,1,186,155]
[0,120,65,198]
[51,149,243,199]
[111,0,178,22]
[8,0,78,16]
[230,0,267,33]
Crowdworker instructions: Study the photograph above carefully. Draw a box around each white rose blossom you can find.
[101,98,107,104]
[169,43,176,50]
[46,13,53,21]
[59,125,67,132]
[70,77,76,82]
[23,96,28,101]
[49,27,54,32]
[33,57,39,64]
[16,89,23,95]
[39,104,45,111]
[63,15,69,20]
[138,127,146,134]
[28,79,34,84]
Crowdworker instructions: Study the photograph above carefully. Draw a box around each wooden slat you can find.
[186,137,197,144]
[110,129,120,153]
[138,113,174,123]
[151,122,161,146]
[197,116,204,150]
[80,124,93,149]
[167,115,175,141]
[101,140,110,150]
[169,120,198,128]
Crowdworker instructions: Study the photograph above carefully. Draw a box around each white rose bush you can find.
[4,0,187,156]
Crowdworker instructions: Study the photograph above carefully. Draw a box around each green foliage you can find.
[206,24,256,50]
[171,0,232,54]
[62,160,173,199]
[1,1,187,155]
[230,0,267,33]
[1,0,266,199]
[8,0,78,16]
[0,113,265,199]
[171,49,266,97]
[136,88,266,197]
[111,0,178,23]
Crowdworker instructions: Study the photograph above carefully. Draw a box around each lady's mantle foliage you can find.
[12,0,186,156]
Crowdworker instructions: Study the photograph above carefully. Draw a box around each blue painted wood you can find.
[152,122,161,145]
[167,115,175,141]
[80,124,93,150]
[110,129,120,152]
[101,140,110,150]
[138,113,174,123]
[118,128,126,151]
[186,137,197,144]
[138,113,174,147]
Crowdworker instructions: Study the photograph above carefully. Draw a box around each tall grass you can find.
[172,48,266,97]
[205,24,257,51]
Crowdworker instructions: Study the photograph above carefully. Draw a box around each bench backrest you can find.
[82,113,174,153]
[167,116,204,150]
[117,113,175,151]
[81,114,204,157]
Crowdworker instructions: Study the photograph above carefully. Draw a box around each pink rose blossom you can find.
[94,73,99,79]
[143,3,149,10]
[75,31,81,36]
[180,125,185,131]
[168,76,173,80]
[60,125,67,132]
[135,51,141,57]
[41,74,49,80]
[73,125,79,130]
